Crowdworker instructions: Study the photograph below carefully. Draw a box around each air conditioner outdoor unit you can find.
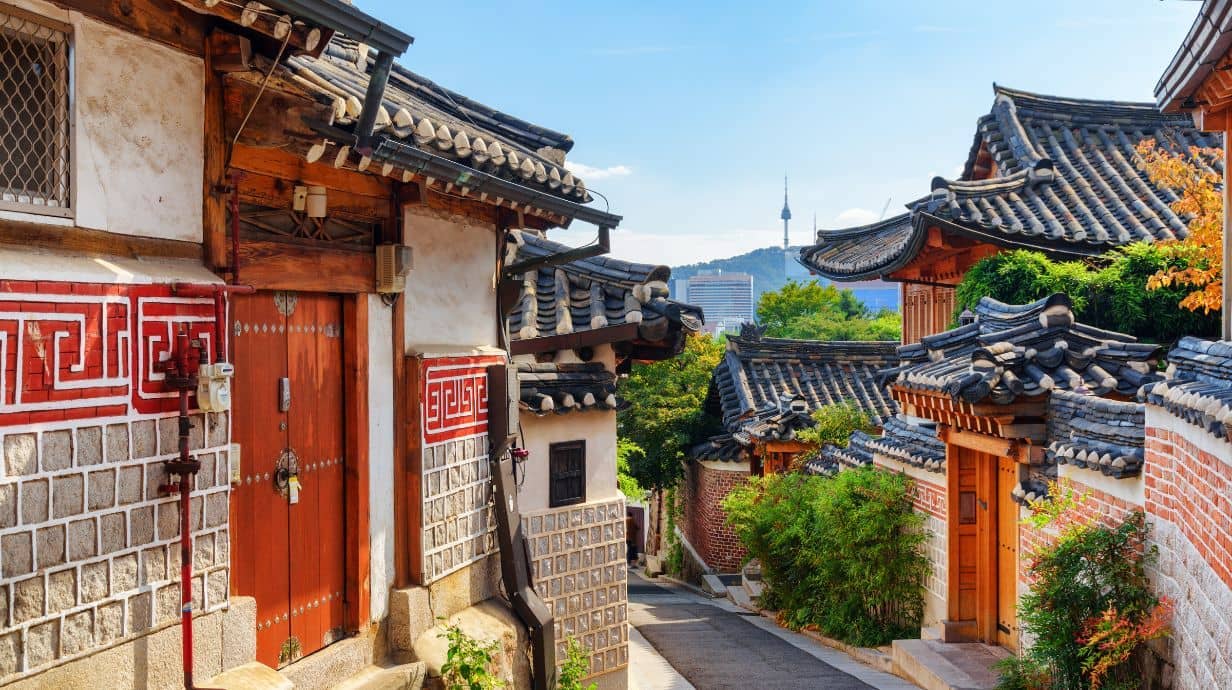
[376,243,413,294]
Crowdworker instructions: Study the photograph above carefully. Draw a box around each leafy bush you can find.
[616,440,647,502]
[439,624,505,690]
[557,636,597,690]
[997,484,1171,690]
[722,466,929,646]
[756,279,902,341]
[955,247,1219,344]
[795,401,876,449]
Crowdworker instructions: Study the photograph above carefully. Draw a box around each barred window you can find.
[548,440,586,508]
[0,4,70,216]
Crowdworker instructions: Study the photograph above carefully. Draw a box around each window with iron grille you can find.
[548,440,586,508]
[0,4,71,216]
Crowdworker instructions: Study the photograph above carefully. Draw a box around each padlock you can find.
[288,474,301,505]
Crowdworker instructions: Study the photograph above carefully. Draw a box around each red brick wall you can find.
[1017,475,1140,588]
[683,461,749,573]
[1144,426,1232,591]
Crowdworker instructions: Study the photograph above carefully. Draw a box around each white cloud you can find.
[563,161,633,180]
[833,208,879,226]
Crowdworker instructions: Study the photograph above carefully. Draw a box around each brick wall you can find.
[1143,407,1232,689]
[524,498,628,681]
[874,456,947,627]
[0,281,228,681]
[683,461,749,573]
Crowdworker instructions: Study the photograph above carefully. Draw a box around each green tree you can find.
[615,439,647,502]
[617,334,723,492]
[756,279,901,341]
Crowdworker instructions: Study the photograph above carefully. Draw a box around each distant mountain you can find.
[671,245,901,312]
[670,246,809,302]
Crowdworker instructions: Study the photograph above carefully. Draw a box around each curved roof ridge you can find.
[813,212,913,240]
[993,83,1174,114]
[514,230,668,285]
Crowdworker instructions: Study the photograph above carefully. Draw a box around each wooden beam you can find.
[236,238,373,292]
[343,295,371,631]
[231,143,393,200]
[509,323,640,356]
[177,0,326,55]
[208,29,251,72]
[204,33,229,273]
[939,427,1017,458]
[223,79,332,150]
[0,219,201,261]
[61,0,207,56]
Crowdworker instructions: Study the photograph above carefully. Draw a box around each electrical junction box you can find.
[229,443,242,484]
[196,362,234,412]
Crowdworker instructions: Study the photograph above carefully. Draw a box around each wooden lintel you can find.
[62,0,207,56]
[0,219,201,261]
[208,29,251,72]
[236,238,373,293]
[179,0,325,55]
[510,323,640,356]
[230,143,393,200]
[940,427,1016,458]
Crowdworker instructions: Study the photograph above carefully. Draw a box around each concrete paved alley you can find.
[628,573,920,690]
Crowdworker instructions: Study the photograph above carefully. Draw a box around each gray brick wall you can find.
[421,433,496,584]
[524,498,628,679]
[0,412,230,680]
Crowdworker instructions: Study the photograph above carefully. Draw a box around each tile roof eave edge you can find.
[1155,0,1232,111]
[796,219,928,282]
[916,211,1113,260]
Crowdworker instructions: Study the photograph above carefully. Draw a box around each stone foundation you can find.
[524,497,628,682]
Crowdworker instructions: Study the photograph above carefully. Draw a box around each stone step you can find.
[701,573,729,596]
[742,574,764,601]
[332,662,427,690]
[726,583,756,612]
[206,662,293,690]
[280,636,376,690]
[891,639,1008,690]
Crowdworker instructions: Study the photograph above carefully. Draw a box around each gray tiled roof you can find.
[688,434,746,462]
[892,294,1163,404]
[706,329,899,433]
[1047,390,1146,479]
[867,415,946,473]
[280,37,591,202]
[506,230,702,349]
[799,85,1222,280]
[1142,337,1232,441]
[805,431,876,476]
[517,362,622,416]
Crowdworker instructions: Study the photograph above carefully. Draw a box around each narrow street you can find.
[627,573,921,690]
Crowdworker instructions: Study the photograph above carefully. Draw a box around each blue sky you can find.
[364,0,1200,265]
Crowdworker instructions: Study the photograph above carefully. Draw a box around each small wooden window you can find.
[0,3,72,217]
[549,440,586,508]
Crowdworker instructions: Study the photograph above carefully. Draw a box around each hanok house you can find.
[0,0,648,688]
[843,293,1232,688]
[799,85,1220,344]
[682,327,897,573]
[506,229,701,689]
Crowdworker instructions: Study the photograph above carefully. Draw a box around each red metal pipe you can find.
[171,283,255,363]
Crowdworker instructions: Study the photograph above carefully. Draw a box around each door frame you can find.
[228,292,373,636]
[943,433,1018,647]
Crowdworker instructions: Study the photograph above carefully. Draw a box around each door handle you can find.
[279,377,291,412]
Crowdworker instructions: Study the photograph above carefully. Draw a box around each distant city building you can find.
[683,270,755,335]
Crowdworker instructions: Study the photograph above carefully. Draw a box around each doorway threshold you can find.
[891,639,1010,690]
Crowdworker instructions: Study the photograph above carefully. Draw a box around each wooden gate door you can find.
[996,456,1020,650]
[231,291,347,667]
[949,446,999,644]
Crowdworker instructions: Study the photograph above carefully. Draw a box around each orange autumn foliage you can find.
[1135,139,1224,314]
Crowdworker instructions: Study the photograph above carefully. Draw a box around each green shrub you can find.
[999,485,1171,690]
[795,401,876,450]
[439,624,505,690]
[557,636,597,690]
[954,245,1220,343]
[722,466,929,646]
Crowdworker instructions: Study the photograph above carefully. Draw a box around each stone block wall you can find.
[1144,407,1232,689]
[0,281,229,682]
[682,461,749,573]
[417,356,502,584]
[524,498,628,681]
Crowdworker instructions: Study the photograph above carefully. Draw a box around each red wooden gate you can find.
[231,291,347,667]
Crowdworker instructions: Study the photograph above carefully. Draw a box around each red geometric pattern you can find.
[0,280,218,425]
[421,355,503,444]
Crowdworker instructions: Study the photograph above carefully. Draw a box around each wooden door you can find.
[996,457,1020,650]
[231,291,347,667]
[948,446,999,644]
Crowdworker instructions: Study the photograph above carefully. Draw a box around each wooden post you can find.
[1224,128,1231,340]
[203,32,229,273]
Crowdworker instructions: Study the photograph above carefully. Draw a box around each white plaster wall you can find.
[366,295,396,623]
[5,0,205,241]
[403,209,498,352]
[0,245,220,284]
[1057,464,1145,507]
[519,410,619,514]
